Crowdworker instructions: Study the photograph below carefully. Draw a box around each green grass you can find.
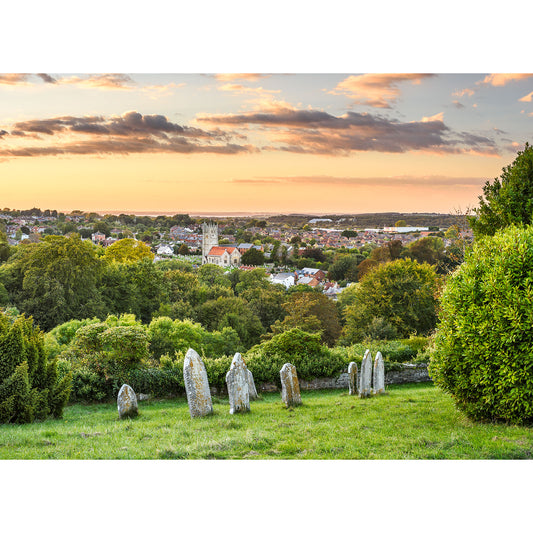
[2,383,533,459]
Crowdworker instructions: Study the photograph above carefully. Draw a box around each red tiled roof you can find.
[207,246,236,256]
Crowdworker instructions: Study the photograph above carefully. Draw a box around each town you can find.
[0,207,471,300]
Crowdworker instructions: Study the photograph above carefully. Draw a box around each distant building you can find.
[270,272,295,289]
[202,222,242,266]
[382,226,430,233]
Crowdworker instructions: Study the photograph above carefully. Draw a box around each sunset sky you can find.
[1,72,532,215]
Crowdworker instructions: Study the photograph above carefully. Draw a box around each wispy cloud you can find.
[232,175,487,188]
[0,111,255,159]
[519,91,533,102]
[214,74,270,82]
[198,103,498,156]
[452,88,475,98]
[328,74,435,108]
[58,74,135,90]
[0,74,32,85]
[480,73,533,87]
[218,83,281,97]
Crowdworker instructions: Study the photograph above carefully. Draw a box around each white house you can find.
[269,272,295,289]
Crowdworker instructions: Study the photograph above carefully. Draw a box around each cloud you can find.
[421,112,444,123]
[519,91,533,102]
[452,100,465,109]
[0,74,31,85]
[0,111,255,159]
[452,88,475,98]
[232,175,488,188]
[480,73,533,87]
[214,74,270,82]
[37,73,57,84]
[58,74,135,90]
[198,103,498,156]
[328,74,435,108]
[218,83,281,96]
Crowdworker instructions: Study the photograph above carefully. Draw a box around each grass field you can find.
[1,382,533,459]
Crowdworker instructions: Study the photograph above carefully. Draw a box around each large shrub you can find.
[0,313,71,423]
[341,258,440,343]
[245,328,345,385]
[430,225,533,423]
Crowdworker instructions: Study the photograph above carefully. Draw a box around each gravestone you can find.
[348,362,358,396]
[183,348,213,418]
[359,349,372,398]
[117,384,138,419]
[225,352,250,414]
[280,363,302,407]
[247,369,258,400]
[373,351,385,394]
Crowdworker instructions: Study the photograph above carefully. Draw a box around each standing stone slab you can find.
[183,348,213,418]
[348,362,358,396]
[226,352,250,414]
[117,384,138,419]
[373,351,385,394]
[280,363,302,407]
[359,349,372,398]
[247,369,258,400]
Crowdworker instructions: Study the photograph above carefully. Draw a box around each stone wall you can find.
[257,363,431,393]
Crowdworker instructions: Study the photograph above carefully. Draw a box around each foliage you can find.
[0,235,106,331]
[269,291,341,346]
[245,328,345,385]
[104,238,154,263]
[470,143,533,237]
[328,254,360,282]
[241,248,265,265]
[0,313,71,423]
[342,259,440,344]
[404,236,445,266]
[430,225,533,424]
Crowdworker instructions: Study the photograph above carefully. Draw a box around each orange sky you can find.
[1,73,532,214]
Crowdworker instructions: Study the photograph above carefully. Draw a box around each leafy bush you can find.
[430,225,533,423]
[245,328,345,386]
[0,313,71,423]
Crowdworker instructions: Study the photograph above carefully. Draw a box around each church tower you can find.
[202,221,219,263]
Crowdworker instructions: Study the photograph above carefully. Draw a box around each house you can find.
[270,272,295,289]
[156,244,174,256]
[301,267,326,281]
[205,246,241,267]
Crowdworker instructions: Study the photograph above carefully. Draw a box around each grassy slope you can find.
[1,383,533,459]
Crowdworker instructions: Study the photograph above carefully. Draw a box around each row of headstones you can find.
[117,348,384,419]
[348,350,385,397]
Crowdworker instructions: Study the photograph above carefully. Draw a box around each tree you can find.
[341,229,358,238]
[0,313,71,423]
[177,244,189,255]
[328,254,360,282]
[269,291,341,346]
[241,248,265,266]
[395,220,407,227]
[470,143,533,237]
[93,220,111,237]
[0,235,106,331]
[404,236,445,266]
[0,231,10,263]
[104,238,154,263]
[430,225,533,424]
[342,258,440,343]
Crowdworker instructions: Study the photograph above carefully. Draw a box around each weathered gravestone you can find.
[183,348,213,418]
[348,362,358,396]
[359,349,372,398]
[247,369,258,400]
[373,351,385,394]
[280,363,302,407]
[225,352,250,414]
[117,384,139,419]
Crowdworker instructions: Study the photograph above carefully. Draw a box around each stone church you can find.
[202,222,242,266]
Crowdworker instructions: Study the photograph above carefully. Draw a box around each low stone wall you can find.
[257,363,430,393]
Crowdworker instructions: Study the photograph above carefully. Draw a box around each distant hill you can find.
[266,212,465,228]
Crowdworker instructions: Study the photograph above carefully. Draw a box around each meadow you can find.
[2,382,533,460]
